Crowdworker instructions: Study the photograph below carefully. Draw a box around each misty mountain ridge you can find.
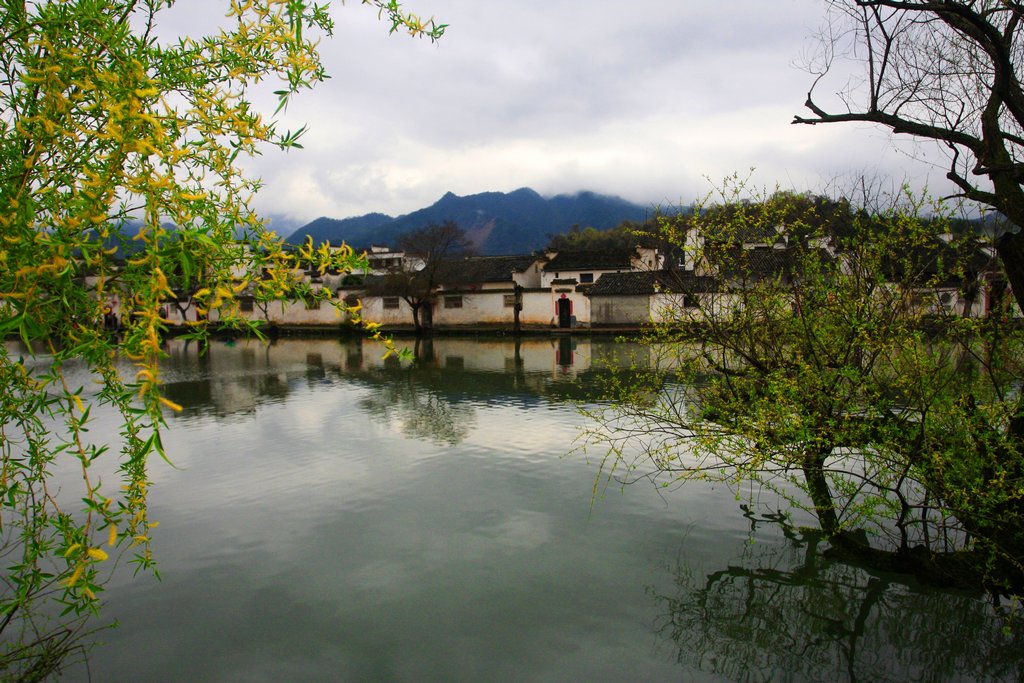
[286,188,656,255]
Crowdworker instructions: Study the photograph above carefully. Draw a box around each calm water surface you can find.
[48,336,1021,682]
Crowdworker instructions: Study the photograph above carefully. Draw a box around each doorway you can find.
[557,297,572,328]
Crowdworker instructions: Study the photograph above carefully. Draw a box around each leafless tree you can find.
[793,0,1024,309]
[367,220,472,333]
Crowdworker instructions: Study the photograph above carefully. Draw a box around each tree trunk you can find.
[802,452,841,537]
[411,302,422,333]
[994,229,1024,314]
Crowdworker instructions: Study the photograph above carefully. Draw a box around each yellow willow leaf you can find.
[135,140,159,155]
[64,543,82,558]
[159,396,183,412]
[87,547,109,562]
[65,564,85,587]
[108,524,117,547]
[72,394,85,413]
[83,587,96,601]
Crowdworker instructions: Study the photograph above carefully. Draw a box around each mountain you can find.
[289,212,395,246]
[285,188,653,255]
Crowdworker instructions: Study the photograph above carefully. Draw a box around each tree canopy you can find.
[795,0,1024,310]
[585,183,1024,597]
[0,1,441,676]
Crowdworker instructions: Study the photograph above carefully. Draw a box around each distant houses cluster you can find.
[349,245,666,330]
[95,221,1018,334]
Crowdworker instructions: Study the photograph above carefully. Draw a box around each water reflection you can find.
[656,507,1023,683]
[158,335,649,424]
[36,335,1024,681]
[358,376,476,445]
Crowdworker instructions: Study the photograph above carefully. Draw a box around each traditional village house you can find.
[541,247,663,328]
[431,255,548,328]
[588,270,719,326]
[880,234,1004,318]
[361,245,424,275]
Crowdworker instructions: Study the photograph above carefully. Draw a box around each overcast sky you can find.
[160,1,959,229]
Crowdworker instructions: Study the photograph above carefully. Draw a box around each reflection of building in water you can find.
[159,336,655,418]
[162,338,347,419]
[354,337,607,380]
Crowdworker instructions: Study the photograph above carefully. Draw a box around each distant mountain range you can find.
[285,188,656,255]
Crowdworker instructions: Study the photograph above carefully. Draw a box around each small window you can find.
[579,273,594,284]
[444,295,463,309]
[305,298,321,310]
[240,298,254,312]
[344,294,360,307]
[383,296,400,309]
[503,294,516,307]
[683,294,699,309]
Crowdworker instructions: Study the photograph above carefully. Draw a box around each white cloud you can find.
[164,0,960,224]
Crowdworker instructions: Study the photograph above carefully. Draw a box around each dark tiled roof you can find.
[436,255,539,285]
[588,270,718,296]
[706,246,835,280]
[542,249,634,271]
[880,238,996,285]
[738,248,800,278]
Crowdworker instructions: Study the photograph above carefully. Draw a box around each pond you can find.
[51,335,1021,682]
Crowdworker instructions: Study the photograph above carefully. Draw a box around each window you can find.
[383,296,400,309]
[344,294,360,307]
[305,298,321,310]
[239,298,254,312]
[579,273,594,284]
[683,294,699,309]
[503,294,516,307]
[444,295,463,309]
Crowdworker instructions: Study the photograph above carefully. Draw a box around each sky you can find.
[158,1,960,231]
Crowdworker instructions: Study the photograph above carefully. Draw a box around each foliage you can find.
[584,180,1024,594]
[0,0,440,677]
[795,0,1024,311]
[547,222,644,253]
[545,217,687,254]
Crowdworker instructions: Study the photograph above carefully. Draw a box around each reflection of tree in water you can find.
[161,340,329,420]
[657,507,1023,683]
[358,373,475,446]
